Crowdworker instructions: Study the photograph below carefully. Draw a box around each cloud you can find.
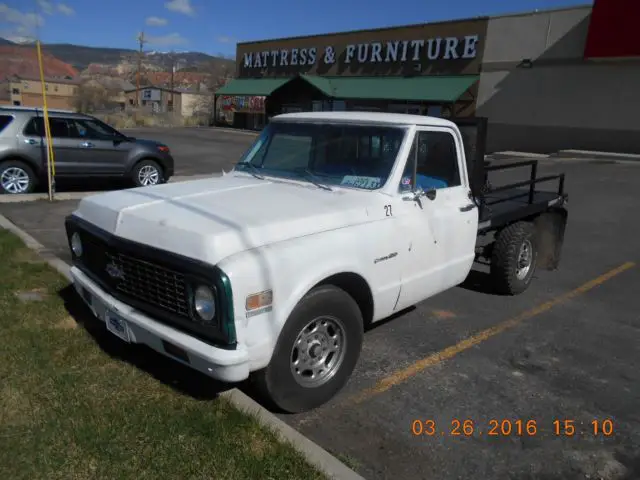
[57,3,75,15]
[146,32,188,47]
[164,0,194,16]
[0,4,45,42]
[0,4,45,28]
[146,16,168,27]
[216,36,233,44]
[37,0,54,15]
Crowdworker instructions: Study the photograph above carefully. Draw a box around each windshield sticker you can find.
[341,176,382,189]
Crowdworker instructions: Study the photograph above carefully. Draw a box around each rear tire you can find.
[490,221,538,295]
[131,159,164,187]
[251,285,364,413]
[0,160,36,194]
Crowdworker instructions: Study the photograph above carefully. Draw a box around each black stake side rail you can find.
[483,159,566,207]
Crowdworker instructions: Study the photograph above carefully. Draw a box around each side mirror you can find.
[403,187,436,202]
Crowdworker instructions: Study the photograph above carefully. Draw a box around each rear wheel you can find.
[251,285,364,413]
[490,221,538,295]
[0,160,36,194]
[131,159,164,187]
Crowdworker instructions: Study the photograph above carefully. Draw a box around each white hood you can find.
[73,173,376,264]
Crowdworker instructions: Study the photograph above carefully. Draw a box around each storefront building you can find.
[215,16,487,130]
[216,0,640,154]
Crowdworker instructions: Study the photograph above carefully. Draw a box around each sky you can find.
[1,0,592,57]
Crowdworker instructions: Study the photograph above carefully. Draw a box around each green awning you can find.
[215,77,292,96]
[300,74,478,102]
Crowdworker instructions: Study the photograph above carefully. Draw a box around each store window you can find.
[400,131,461,192]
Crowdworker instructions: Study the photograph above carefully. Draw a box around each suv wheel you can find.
[0,160,36,194]
[132,159,163,187]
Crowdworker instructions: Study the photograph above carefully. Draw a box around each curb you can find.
[0,174,221,204]
[0,213,366,480]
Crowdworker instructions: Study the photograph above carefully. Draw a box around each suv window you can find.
[67,118,121,139]
[0,115,14,133]
[400,131,461,192]
[23,116,72,138]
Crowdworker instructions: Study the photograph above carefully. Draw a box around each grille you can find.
[79,230,190,318]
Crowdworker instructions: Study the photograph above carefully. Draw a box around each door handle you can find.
[80,141,94,148]
[459,203,475,212]
[24,138,37,145]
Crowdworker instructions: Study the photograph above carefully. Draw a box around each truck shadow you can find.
[458,268,500,295]
[58,284,240,401]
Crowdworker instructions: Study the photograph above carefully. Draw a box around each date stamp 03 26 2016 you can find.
[411,419,615,438]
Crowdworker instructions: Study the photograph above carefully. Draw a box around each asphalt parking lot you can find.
[1,129,639,480]
[124,127,257,176]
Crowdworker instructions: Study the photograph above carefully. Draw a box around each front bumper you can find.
[70,265,250,383]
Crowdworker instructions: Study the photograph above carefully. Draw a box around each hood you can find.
[72,172,378,265]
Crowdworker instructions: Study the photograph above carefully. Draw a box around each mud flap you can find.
[534,207,568,270]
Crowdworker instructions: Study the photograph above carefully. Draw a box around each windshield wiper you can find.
[236,162,265,179]
[300,168,333,191]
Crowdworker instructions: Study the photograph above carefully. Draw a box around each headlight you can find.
[71,232,83,257]
[193,285,216,322]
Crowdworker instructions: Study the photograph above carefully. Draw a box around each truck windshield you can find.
[235,121,407,190]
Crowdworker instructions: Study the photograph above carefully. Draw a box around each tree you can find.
[73,81,121,113]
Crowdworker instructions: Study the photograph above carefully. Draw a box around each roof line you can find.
[236,3,591,47]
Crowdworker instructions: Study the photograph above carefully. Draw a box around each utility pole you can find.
[136,31,147,106]
[169,51,175,112]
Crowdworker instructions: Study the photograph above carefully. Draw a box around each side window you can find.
[48,118,71,138]
[0,115,14,133]
[23,117,71,138]
[400,131,461,192]
[24,117,43,136]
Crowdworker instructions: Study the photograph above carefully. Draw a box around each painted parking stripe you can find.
[349,261,636,405]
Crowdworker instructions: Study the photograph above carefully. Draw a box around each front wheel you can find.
[131,159,164,188]
[252,285,364,413]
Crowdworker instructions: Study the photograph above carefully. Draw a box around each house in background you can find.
[1,76,79,110]
[124,86,183,113]
[123,85,211,116]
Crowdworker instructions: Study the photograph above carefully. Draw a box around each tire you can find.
[131,159,164,188]
[252,285,364,413]
[490,221,538,295]
[0,160,37,194]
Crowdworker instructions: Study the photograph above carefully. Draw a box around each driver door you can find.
[394,127,479,311]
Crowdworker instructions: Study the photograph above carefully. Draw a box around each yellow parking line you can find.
[349,261,636,405]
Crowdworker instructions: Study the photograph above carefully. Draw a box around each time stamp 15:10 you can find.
[411,419,615,437]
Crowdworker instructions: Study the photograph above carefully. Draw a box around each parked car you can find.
[64,111,568,413]
[0,106,174,194]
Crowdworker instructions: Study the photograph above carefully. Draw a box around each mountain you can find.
[0,45,78,80]
[34,42,234,73]
[0,37,235,78]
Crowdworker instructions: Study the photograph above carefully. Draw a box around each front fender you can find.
[217,229,380,371]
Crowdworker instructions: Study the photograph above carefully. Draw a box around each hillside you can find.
[0,45,79,80]
[0,38,236,80]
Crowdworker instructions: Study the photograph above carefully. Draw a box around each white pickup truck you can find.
[64,111,568,413]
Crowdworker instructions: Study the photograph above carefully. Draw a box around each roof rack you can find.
[0,105,75,114]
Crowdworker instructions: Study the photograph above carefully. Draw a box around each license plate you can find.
[105,310,131,343]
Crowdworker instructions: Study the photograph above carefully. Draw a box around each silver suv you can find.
[0,106,174,194]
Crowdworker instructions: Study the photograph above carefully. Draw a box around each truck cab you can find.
[65,111,567,413]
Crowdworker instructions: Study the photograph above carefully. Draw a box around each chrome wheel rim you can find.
[1,167,30,194]
[516,239,533,280]
[290,315,347,388]
[138,165,160,186]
